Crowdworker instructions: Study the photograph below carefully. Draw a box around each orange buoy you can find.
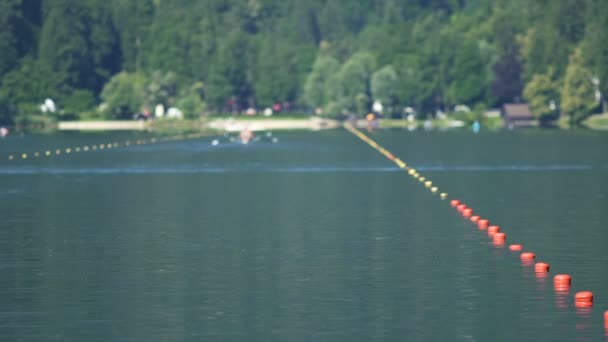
[575,291,593,303]
[450,200,460,207]
[520,252,536,261]
[604,310,608,329]
[554,285,570,295]
[554,274,572,286]
[491,231,505,246]
[575,301,593,309]
[462,208,473,217]
[575,291,594,309]
[509,244,523,251]
[477,219,489,230]
[493,232,505,239]
[457,204,467,212]
[553,284,570,294]
[470,215,480,223]
[493,232,506,241]
[535,262,550,273]
[492,239,505,248]
[488,226,500,236]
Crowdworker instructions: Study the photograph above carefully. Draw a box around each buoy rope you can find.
[344,123,445,195]
[0,132,207,163]
[345,123,606,333]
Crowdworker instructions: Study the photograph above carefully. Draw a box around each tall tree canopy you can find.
[0,0,605,125]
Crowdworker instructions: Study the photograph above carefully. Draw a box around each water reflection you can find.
[554,290,570,310]
[492,240,505,248]
[521,260,534,267]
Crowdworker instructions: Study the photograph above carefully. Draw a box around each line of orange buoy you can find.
[345,124,604,334]
[0,132,207,163]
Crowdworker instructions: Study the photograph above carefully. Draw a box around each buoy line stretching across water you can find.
[344,123,606,335]
[0,132,207,163]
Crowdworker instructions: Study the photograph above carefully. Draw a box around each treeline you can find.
[0,0,607,125]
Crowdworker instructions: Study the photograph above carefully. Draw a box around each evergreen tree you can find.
[143,2,201,80]
[38,0,91,91]
[254,36,300,108]
[0,0,21,80]
[85,0,120,91]
[110,0,154,72]
[39,0,118,93]
[491,47,523,105]
[206,30,255,110]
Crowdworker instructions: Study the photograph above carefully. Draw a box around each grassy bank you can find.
[583,113,608,130]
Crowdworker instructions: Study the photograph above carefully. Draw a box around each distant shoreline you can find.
[12,112,608,134]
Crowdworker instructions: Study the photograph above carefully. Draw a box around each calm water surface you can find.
[1,129,607,341]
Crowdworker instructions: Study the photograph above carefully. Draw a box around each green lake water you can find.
[1,129,607,341]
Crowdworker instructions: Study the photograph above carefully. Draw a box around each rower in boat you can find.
[239,126,254,144]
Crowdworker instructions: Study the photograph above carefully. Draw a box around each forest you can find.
[0,0,607,126]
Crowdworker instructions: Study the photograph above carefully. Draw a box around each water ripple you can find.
[0,163,597,175]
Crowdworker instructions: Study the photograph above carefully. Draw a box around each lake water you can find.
[1,129,607,341]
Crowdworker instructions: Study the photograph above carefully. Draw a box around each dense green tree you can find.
[85,0,120,90]
[0,57,63,110]
[39,0,118,93]
[0,93,18,125]
[302,50,340,109]
[561,47,598,126]
[100,72,145,119]
[0,0,21,80]
[394,55,423,109]
[175,82,205,119]
[488,1,525,54]
[206,30,255,109]
[405,14,458,112]
[332,52,376,114]
[371,65,398,107]
[520,0,587,81]
[144,71,178,110]
[143,2,201,79]
[584,0,608,102]
[523,69,560,124]
[110,0,154,72]
[63,89,97,115]
[254,37,301,108]
[447,38,488,105]
[491,47,523,105]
